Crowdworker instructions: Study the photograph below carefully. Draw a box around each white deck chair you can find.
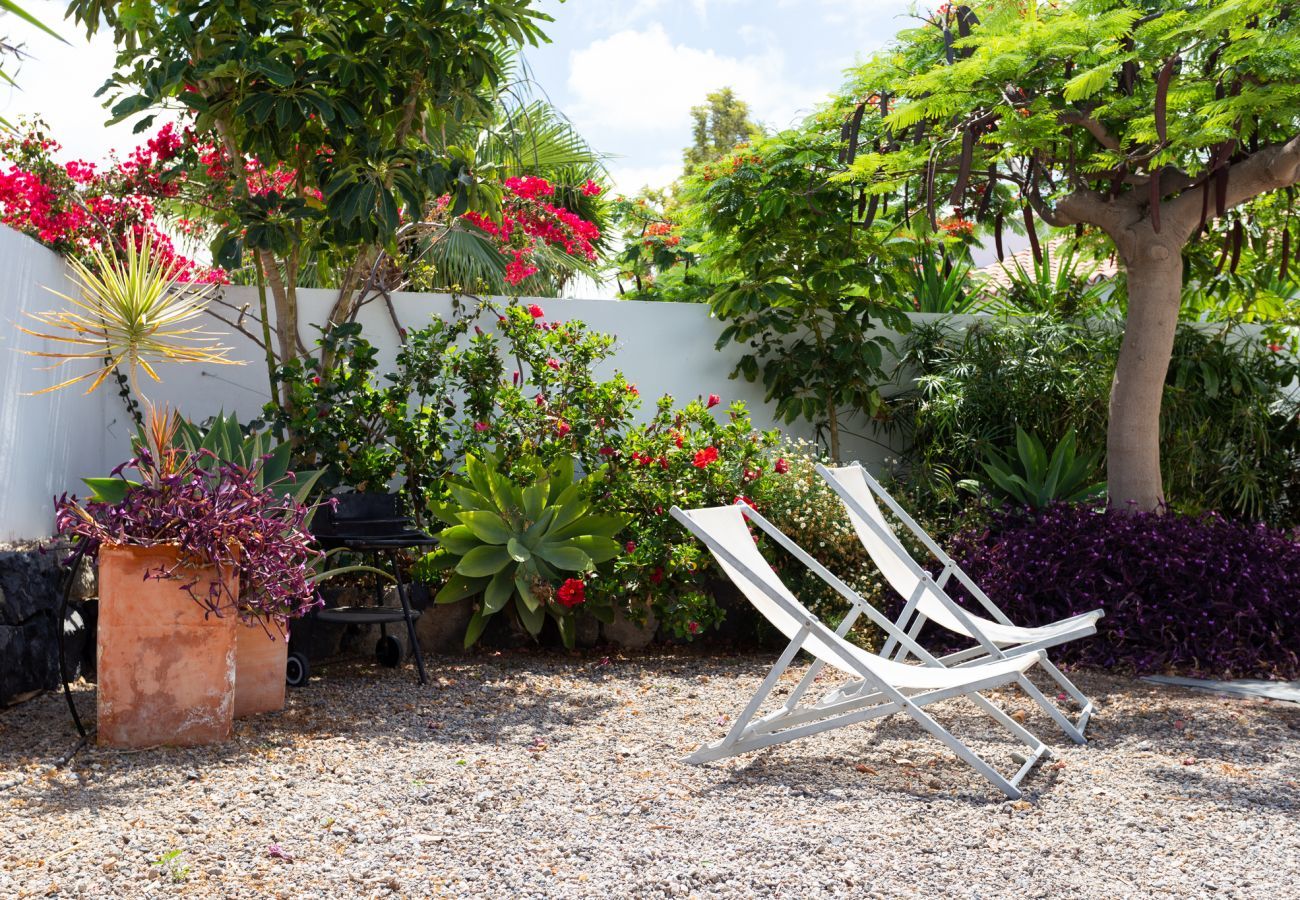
[817,462,1103,743]
[671,503,1059,800]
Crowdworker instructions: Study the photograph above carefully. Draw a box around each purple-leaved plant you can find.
[945,503,1300,679]
[56,443,325,629]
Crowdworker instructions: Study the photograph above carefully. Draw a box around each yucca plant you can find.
[980,427,1105,510]
[18,236,239,397]
[419,451,626,649]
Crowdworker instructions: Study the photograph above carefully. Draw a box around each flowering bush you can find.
[268,301,639,517]
[460,175,602,287]
[0,121,223,282]
[54,413,324,627]
[592,396,783,639]
[947,503,1300,678]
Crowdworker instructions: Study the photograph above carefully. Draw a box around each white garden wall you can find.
[0,226,909,539]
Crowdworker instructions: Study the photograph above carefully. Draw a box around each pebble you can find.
[0,657,1295,899]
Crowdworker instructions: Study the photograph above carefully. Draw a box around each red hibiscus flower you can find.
[706,394,721,409]
[556,578,586,608]
[527,304,545,318]
[692,446,719,468]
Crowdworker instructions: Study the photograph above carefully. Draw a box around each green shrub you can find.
[889,316,1300,527]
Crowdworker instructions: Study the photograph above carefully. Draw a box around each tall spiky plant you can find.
[18,235,241,398]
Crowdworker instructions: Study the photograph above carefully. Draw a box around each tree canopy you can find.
[830,0,1300,509]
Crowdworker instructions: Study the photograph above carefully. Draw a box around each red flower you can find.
[473,422,489,433]
[1268,343,1283,352]
[774,458,790,474]
[599,446,615,456]
[692,446,719,468]
[627,384,639,397]
[546,357,560,370]
[527,304,545,318]
[687,621,699,635]
[581,179,603,197]
[649,567,664,585]
[658,456,669,469]
[706,394,721,409]
[311,376,321,386]
[556,421,571,438]
[625,541,637,553]
[672,431,684,449]
[556,578,586,608]
[734,495,756,509]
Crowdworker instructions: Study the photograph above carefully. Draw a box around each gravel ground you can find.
[2,652,1298,899]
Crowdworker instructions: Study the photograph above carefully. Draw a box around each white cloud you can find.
[566,24,824,139]
[607,160,683,197]
[0,1,163,162]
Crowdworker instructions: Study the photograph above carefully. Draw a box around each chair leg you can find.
[390,551,428,685]
[1038,657,1095,735]
[899,700,1027,800]
[1014,674,1086,745]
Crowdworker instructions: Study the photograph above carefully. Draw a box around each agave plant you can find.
[980,427,1106,510]
[420,451,625,648]
[81,411,324,510]
[18,235,239,396]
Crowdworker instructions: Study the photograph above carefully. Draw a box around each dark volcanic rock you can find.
[0,547,91,704]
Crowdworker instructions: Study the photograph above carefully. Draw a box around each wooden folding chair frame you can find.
[817,462,1100,741]
[671,503,1057,800]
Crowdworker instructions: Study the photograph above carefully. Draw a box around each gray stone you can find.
[415,595,473,654]
[574,613,601,648]
[602,601,657,650]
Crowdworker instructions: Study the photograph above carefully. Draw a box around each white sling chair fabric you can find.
[671,503,1058,800]
[817,462,1103,741]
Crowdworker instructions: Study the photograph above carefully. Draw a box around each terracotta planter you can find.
[96,544,237,748]
[234,619,288,718]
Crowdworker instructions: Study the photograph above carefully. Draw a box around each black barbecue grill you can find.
[288,492,436,686]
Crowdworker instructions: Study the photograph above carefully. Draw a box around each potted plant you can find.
[175,413,325,717]
[57,410,324,746]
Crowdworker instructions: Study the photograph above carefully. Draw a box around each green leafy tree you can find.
[687,131,909,461]
[68,0,554,408]
[683,87,763,176]
[836,0,1300,511]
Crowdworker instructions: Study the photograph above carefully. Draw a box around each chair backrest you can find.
[819,465,963,630]
[673,505,892,683]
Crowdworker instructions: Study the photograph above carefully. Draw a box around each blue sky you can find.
[522,0,916,193]
[1,0,916,195]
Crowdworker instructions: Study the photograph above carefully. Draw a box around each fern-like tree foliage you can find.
[834,0,1300,511]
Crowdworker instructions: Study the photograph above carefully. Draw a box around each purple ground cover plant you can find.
[55,412,324,628]
[946,503,1300,679]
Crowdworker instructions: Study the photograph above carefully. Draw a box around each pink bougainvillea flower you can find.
[706,394,721,409]
[581,179,603,197]
[556,578,586,607]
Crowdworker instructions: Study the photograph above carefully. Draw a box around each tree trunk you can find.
[1108,245,1183,511]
